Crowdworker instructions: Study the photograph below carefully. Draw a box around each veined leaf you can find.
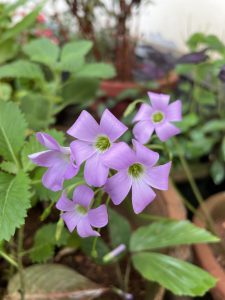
[0,171,31,241]
[0,161,17,174]
[132,252,217,296]
[0,101,27,164]
[130,220,219,252]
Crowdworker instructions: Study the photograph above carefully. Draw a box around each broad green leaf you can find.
[76,63,116,79]
[132,252,217,296]
[0,161,17,174]
[177,113,199,132]
[0,101,27,163]
[61,40,93,60]
[210,160,225,185]
[0,39,18,64]
[204,35,225,53]
[175,64,194,75]
[130,220,219,252]
[194,88,216,105]
[23,38,60,67]
[108,209,131,247]
[0,82,12,101]
[187,32,206,51]
[0,60,44,80]
[202,120,225,133]
[29,223,69,263]
[0,171,31,241]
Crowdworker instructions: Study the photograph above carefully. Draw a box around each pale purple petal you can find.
[133,121,154,144]
[166,100,182,122]
[132,139,159,167]
[132,180,156,214]
[64,160,79,180]
[77,217,100,238]
[62,211,82,232]
[104,170,132,205]
[133,103,152,123]
[145,162,171,190]
[73,185,94,208]
[84,154,109,187]
[88,204,108,228]
[42,163,66,191]
[28,150,62,167]
[36,132,60,150]
[67,110,100,142]
[70,140,95,166]
[102,142,135,171]
[100,109,128,142]
[155,122,180,141]
[56,192,74,211]
[148,92,170,110]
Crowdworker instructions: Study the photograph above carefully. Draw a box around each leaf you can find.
[123,99,145,117]
[61,40,93,59]
[0,171,31,241]
[202,120,225,133]
[23,38,60,67]
[0,161,17,174]
[210,160,225,185]
[130,220,219,252]
[187,32,206,51]
[0,101,27,163]
[222,137,225,161]
[6,264,104,299]
[0,39,18,64]
[132,252,217,296]
[108,209,132,248]
[0,82,12,101]
[194,88,216,105]
[81,237,109,264]
[0,60,44,80]
[29,223,69,263]
[76,63,116,79]
[177,113,199,132]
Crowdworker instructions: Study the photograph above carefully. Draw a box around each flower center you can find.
[151,111,164,123]
[76,205,87,215]
[95,135,111,152]
[128,163,144,178]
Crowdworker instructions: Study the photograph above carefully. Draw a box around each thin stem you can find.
[0,250,18,268]
[124,259,131,292]
[17,226,25,300]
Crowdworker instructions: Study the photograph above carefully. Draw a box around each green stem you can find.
[17,226,25,300]
[124,259,131,292]
[0,250,18,268]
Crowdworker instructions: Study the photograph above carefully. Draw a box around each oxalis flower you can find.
[56,185,108,237]
[67,109,127,187]
[104,140,171,214]
[133,92,182,143]
[28,133,79,191]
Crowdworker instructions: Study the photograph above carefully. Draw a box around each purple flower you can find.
[56,185,108,237]
[133,92,182,143]
[28,132,79,191]
[104,140,171,214]
[67,109,128,187]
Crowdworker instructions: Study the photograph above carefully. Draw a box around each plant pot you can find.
[193,192,225,300]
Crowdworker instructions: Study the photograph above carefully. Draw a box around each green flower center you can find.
[152,111,164,123]
[95,135,111,152]
[128,163,144,178]
[76,205,87,215]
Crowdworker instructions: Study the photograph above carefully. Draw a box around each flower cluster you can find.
[29,92,182,238]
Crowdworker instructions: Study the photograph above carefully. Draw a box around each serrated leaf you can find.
[130,220,219,252]
[0,60,44,80]
[76,63,116,79]
[29,223,69,263]
[0,171,31,241]
[0,101,27,163]
[23,38,60,67]
[132,252,217,296]
[0,161,17,174]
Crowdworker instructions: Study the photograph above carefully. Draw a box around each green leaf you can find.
[0,82,12,101]
[81,237,109,264]
[0,101,27,163]
[108,209,132,247]
[202,120,225,133]
[0,171,31,241]
[132,252,217,296]
[61,40,93,59]
[130,220,219,252]
[23,38,60,67]
[187,32,206,51]
[222,137,225,161]
[210,160,225,185]
[29,223,69,263]
[76,63,116,79]
[177,113,199,132]
[0,39,18,64]
[0,60,44,80]
[123,99,145,117]
[0,161,17,174]
[194,88,216,105]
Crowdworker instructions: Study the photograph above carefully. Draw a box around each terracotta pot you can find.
[193,192,225,300]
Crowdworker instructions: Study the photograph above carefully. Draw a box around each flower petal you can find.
[166,100,182,122]
[102,142,135,170]
[148,92,170,110]
[145,162,171,190]
[77,217,100,237]
[64,160,79,180]
[100,109,128,142]
[133,121,154,144]
[28,150,62,167]
[104,170,132,205]
[72,185,94,208]
[42,164,66,191]
[36,132,60,150]
[70,140,95,166]
[132,139,159,167]
[132,180,156,214]
[67,110,100,142]
[56,192,74,211]
[155,122,180,141]
[84,154,109,187]
[62,211,82,232]
[133,103,152,123]
[88,204,108,228]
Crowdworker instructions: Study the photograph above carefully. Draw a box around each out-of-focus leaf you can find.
[76,63,116,79]
[177,113,199,132]
[202,120,225,133]
[0,82,12,101]
[210,160,225,185]
[0,39,18,64]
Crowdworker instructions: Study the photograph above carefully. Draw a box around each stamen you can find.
[95,135,111,152]
[128,163,144,178]
[152,111,164,123]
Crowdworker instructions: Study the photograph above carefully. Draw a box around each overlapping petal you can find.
[56,192,74,211]
[77,217,100,238]
[70,140,95,165]
[42,163,66,191]
[88,204,108,228]
[133,121,154,144]
[28,150,62,167]
[155,122,180,141]
[145,162,171,190]
[84,154,109,187]
[166,100,182,122]
[132,139,159,167]
[36,132,60,150]
[62,211,82,232]
[148,92,170,110]
[73,185,94,208]
[132,103,152,123]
